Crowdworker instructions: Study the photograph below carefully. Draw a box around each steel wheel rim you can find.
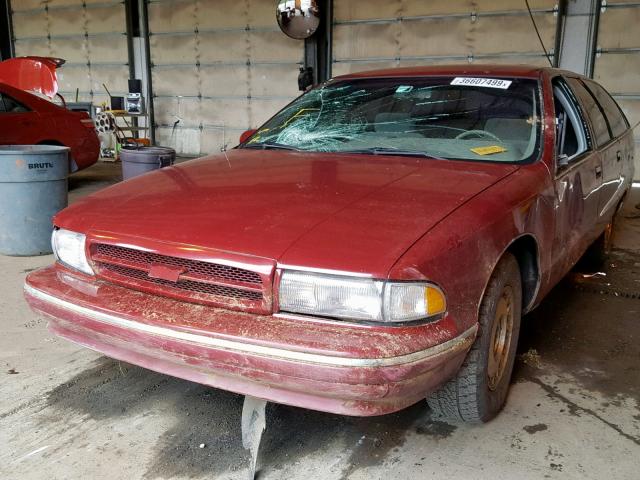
[487,286,514,391]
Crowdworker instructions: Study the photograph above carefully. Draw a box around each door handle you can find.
[595,165,602,178]
[616,150,622,162]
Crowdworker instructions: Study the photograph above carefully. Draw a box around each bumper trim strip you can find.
[25,283,477,368]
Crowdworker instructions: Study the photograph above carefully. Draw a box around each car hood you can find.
[57,149,517,277]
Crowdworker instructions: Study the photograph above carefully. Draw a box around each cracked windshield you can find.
[242,76,541,163]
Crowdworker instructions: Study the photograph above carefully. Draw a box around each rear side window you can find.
[553,78,589,163]
[0,93,30,113]
[582,79,629,138]
[566,78,611,147]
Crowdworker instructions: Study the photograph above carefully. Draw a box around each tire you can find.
[427,252,522,423]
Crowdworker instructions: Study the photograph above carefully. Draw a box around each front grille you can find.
[90,243,268,311]
[98,263,262,301]
[94,244,262,285]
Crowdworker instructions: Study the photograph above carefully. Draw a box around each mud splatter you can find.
[415,415,458,439]
[523,423,548,434]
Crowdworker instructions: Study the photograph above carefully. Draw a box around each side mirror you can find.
[239,129,257,144]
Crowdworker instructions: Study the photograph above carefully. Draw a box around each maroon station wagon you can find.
[25,65,634,422]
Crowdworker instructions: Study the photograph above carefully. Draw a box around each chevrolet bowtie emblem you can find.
[148,264,185,283]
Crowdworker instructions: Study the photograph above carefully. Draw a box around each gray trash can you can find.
[0,145,69,256]
[120,146,175,180]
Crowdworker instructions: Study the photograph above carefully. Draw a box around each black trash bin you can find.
[120,146,176,180]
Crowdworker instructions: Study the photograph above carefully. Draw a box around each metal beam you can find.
[304,0,332,84]
[124,0,137,80]
[139,0,155,144]
[0,0,14,60]
[557,0,601,76]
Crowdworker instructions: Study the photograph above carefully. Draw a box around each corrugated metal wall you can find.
[594,1,640,165]
[147,0,303,156]
[9,0,640,172]
[11,0,129,104]
[332,0,559,75]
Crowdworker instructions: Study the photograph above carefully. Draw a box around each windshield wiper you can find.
[341,147,447,160]
[242,141,301,151]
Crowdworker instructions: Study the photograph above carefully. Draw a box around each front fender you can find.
[387,162,555,332]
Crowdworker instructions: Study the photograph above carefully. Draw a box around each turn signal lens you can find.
[383,283,447,322]
[425,285,447,316]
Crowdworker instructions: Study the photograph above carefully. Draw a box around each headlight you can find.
[52,228,94,275]
[279,270,446,323]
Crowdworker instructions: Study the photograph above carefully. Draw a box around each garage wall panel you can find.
[399,19,472,57]
[47,9,85,35]
[617,99,640,130]
[250,30,303,63]
[149,35,198,64]
[198,66,249,96]
[153,97,202,126]
[594,2,640,177]
[10,12,48,37]
[593,53,640,94]
[88,36,129,63]
[148,1,196,31]
[596,6,640,49]
[11,0,129,103]
[148,0,303,156]
[336,0,557,19]
[333,0,559,74]
[200,97,250,127]
[197,32,248,62]
[85,5,127,34]
[152,66,200,96]
[333,24,400,61]
[56,65,92,94]
[198,2,248,28]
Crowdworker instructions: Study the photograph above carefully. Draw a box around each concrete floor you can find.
[1,162,639,480]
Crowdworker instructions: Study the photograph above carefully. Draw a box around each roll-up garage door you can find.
[594,1,640,176]
[332,0,559,76]
[148,0,303,156]
[11,0,129,104]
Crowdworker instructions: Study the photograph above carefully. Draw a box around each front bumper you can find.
[25,266,477,416]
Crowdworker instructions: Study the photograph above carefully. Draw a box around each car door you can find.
[549,77,602,277]
[564,77,620,229]
[0,90,38,144]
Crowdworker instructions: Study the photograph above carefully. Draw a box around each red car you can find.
[0,82,99,171]
[24,65,634,422]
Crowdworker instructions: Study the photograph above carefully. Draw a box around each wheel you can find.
[454,129,502,142]
[427,253,522,423]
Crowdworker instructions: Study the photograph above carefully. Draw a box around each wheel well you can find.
[506,235,540,311]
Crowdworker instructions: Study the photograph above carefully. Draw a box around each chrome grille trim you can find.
[90,243,268,310]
